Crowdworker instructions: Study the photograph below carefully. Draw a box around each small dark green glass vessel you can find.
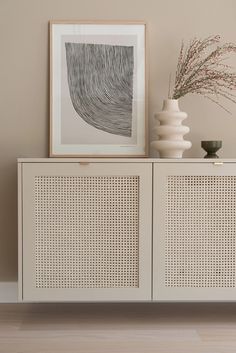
[201,140,222,158]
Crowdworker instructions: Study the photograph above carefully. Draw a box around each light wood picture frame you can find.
[49,21,147,157]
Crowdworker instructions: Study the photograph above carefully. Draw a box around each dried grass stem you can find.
[172,35,236,112]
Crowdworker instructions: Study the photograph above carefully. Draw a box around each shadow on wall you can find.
[0,160,18,281]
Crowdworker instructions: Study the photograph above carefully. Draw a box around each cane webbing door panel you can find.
[21,162,152,302]
[153,162,236,301]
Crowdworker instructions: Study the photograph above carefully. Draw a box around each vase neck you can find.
[162,99,179,111]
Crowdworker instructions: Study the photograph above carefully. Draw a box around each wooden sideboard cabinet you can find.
[18,159,236,302]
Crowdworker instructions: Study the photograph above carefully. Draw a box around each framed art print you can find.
[50,21,147,157]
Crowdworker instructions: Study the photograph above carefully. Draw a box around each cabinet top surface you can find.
[17,158,236,163]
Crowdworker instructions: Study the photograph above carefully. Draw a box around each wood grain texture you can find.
[1,303,236,352]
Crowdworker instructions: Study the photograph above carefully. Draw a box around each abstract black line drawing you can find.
[65,43,134,137]
[50,22,146,157]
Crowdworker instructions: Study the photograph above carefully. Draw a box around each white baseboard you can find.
[0,282,18,303]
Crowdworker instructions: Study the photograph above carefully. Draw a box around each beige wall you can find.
[1,0,236,281]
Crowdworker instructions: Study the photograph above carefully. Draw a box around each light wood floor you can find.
[1,303,236,352]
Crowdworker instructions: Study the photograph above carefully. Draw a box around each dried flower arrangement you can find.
[170,35,236,113]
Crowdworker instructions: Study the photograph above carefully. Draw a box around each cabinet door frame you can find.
[19,162,152,302]
[153,162,236,301]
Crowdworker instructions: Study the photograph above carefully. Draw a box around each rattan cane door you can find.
[20,162,152,302]
[153,162,236,301]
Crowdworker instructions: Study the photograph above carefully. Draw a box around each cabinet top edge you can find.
[17,158,236,163]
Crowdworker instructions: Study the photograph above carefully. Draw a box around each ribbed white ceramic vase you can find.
[152,99,192,158]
